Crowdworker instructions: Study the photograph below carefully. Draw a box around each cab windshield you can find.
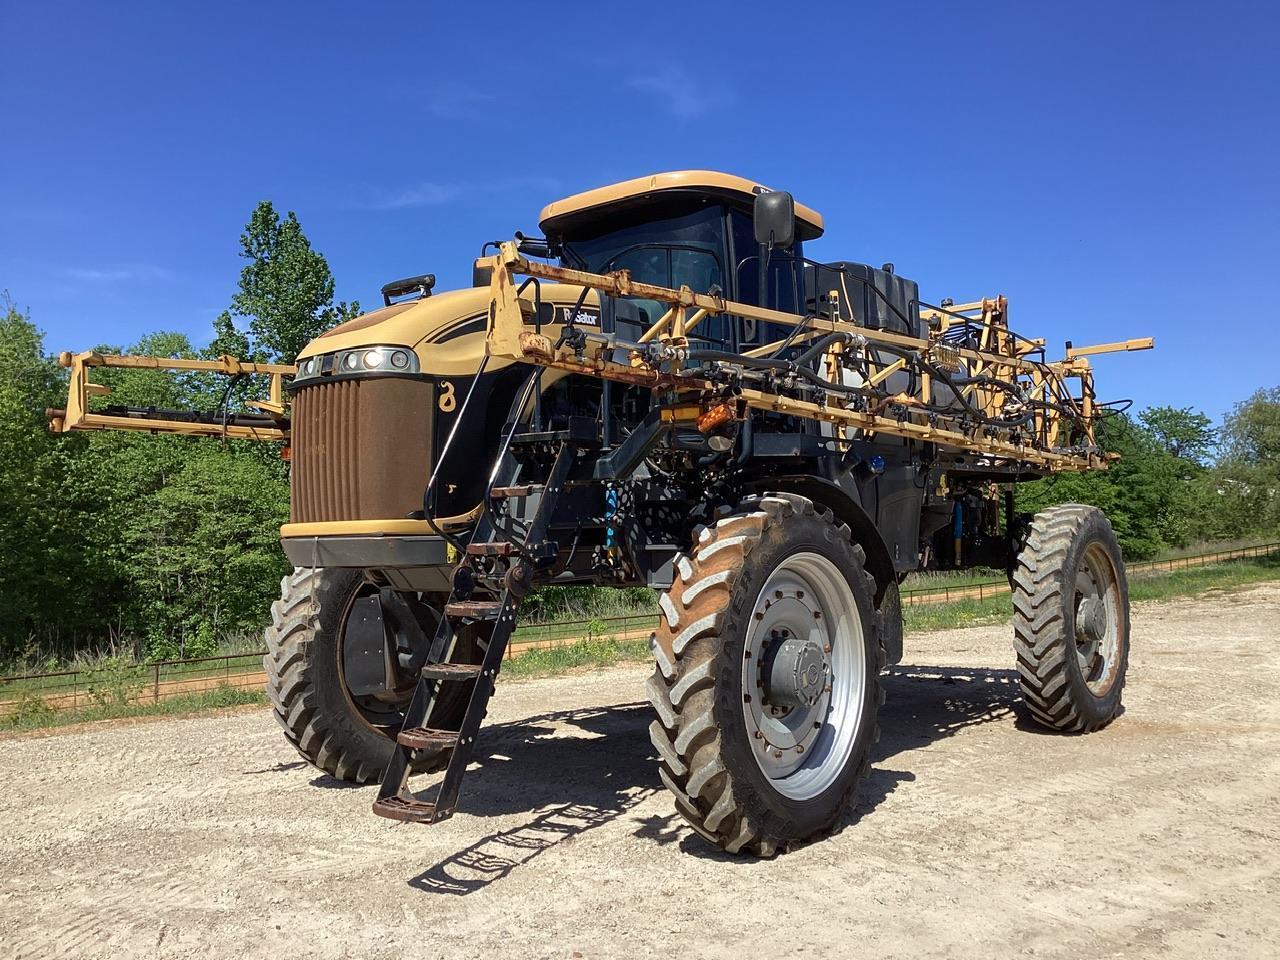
[562,203,730,346]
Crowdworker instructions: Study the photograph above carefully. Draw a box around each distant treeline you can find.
[2,205,1277,667]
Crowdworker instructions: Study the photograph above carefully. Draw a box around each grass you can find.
[901,554,1280,633]
[0,683,265,734]
[504,635,653,679]
[518,586,658,624]
[504,554,1280,676]
[1128,553,1280,601]
[901,567,1006,592]
[7,554,1277,734]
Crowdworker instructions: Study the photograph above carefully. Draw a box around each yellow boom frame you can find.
[48,351,294,442]
[481,242,1152,472]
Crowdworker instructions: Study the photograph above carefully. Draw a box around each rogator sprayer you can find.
[51,171,1152,854]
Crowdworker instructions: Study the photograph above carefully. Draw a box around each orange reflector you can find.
[280,445,292,461]
[697,402,735,434]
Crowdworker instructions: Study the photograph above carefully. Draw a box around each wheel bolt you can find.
[796,744,805,754]
[754,730,763,739]
[774,750,783,758]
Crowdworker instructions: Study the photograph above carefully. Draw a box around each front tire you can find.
[263,567,473,783]
[647,494,884,855]
[1012,504,1130,731]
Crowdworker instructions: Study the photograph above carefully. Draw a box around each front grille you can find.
[290,377,433,523]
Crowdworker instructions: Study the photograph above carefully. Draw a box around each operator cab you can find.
[538,171,825,351]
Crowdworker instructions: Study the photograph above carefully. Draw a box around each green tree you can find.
[226,201,359,363]
[1221,387,1280,465]
[1210,387,1280,538]
[1018,412,1198,558]
[1139,405,1215,464]
[0,296,121,663]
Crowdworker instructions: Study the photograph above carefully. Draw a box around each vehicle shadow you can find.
[404,662,1024,892]
[406,702,658,895]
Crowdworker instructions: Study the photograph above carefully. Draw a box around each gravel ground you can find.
[2,585,1278,960]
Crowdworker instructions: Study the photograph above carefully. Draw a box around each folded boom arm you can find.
[47,351,294,442]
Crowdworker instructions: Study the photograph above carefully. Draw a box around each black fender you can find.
[747,474,905,665]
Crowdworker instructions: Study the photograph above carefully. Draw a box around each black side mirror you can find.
[514,231,552,259]
[472,261,493,287]
[753,191,796,250]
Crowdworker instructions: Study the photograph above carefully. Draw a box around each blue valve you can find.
[866,455,886,475]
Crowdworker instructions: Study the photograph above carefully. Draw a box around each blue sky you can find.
[2,0,1276,424]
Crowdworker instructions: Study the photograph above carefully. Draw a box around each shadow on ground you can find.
[386,662,1026,893]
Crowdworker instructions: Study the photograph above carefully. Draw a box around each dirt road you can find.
[2,585,1278,960]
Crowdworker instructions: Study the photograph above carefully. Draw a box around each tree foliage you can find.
[1017,397,1280,559]
[0,203,352,666]
[1211,388,1280,537]
[227,201,359,363]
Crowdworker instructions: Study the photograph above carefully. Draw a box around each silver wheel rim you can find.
[1074,542,1122,695]
[741,551,867,801]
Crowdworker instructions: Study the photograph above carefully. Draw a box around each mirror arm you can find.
[758,240,771,312]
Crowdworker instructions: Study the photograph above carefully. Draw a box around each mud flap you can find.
[342,594,392,697]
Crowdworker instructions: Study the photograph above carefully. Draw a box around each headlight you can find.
[293,345,420,382]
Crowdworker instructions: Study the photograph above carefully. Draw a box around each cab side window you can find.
[730,210,803,348]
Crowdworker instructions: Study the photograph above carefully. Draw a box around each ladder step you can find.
[372,795,451,823]
[466,541,517,557]
[490,484,538,499]
[421,662,483,681]
[445,600,504,619]
[396,727,460,751]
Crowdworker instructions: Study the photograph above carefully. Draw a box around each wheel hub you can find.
[1077,595,1106,645]
[763,632,828,709]
[1072,546,1120,692]
[740,551,869,797]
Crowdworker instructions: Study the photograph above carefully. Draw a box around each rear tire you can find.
[646,493,884,855]
[1012,504,1130,732]
[263,567,472,783]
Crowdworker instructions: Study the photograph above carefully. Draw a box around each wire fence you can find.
[898,540,1279,606]
[0,653,269,720]
[4,540,1276,719]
